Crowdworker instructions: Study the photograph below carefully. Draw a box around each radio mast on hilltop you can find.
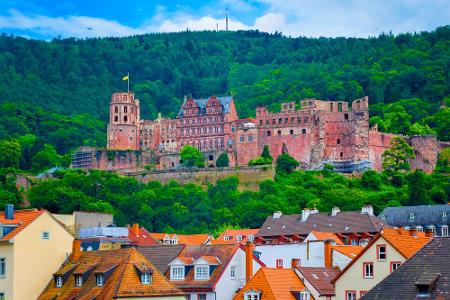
[226,8,229,31]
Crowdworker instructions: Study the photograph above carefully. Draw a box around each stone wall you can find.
[135,166,275,190]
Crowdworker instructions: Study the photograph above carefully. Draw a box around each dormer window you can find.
[141,273,152,285]
[223,235,230,241]
[409,213,415,220]
[443,212,448,219]
[236,235,243,241]
[96,274,104,286]
[170,266,185,280]
[248,235,254,242]
[244,291,260,300]
[194,265,209,280]
[75,275,83,287]
[55,276,62,288]
[163,236,171,245]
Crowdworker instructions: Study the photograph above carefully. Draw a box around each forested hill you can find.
[0,27,449,173]
[0,27,449,121]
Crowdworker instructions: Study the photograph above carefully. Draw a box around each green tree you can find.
[276,153,299,174]
[405,170,432,205]
[384,104,412,135]
[216,152,229,168]
[382,137,415,174]
[0,140,21,169]
[180,145,204,168]
[31,144,61,173]
[261,145,272,160]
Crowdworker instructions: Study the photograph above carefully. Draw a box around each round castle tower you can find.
[107,92,140,150]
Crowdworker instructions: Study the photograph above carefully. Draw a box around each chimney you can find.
[361,205,374,216]
[331,206,340,216]
[273,211,282,219]
[132,223,139,236]
[324,240,333,268]
[71,239,82,262]
[245,241,254,282]
[5,204,14,220]
[301,208,319,222]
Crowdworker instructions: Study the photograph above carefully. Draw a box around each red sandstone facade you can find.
[72,92,447,173]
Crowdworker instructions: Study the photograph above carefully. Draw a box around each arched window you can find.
[302,129,306,134]
[124,116,128,122]
[114,106,118,113]
[114,116,118,122]
[124,106,128,113]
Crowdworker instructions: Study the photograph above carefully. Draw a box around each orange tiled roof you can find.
[38,247,184,299]
[310,231,344,245]
[213,229,259,244]
[128,226,157,246]
[149,232,210,245]
[381,228,431,258]
[0,209,45,241]
[331,245,364,258]
[176,256,195,264]
[233,268,306,300]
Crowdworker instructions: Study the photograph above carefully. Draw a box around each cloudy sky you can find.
[0,0,449,39]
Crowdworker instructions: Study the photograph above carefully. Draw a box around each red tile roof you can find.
[38,248,184,299]
[296,267,340,296]
[128,226,157,246]
[0,209,45,241]
[233,268,306,300]
[309,231,344,244]
[331,245,364,258]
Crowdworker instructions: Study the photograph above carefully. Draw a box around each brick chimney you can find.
[245,241,254,282]
[132,223,139,236]
[324,240,332,268]
[71,239,82,262]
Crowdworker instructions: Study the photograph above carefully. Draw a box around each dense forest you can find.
[0,27,449,172]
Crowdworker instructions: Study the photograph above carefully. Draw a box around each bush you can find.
[276,153,299,174]
[216,152,229,168]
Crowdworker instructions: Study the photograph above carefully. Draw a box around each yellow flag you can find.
[122,75,129,81]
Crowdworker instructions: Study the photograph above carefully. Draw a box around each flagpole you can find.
[127,72,130,93]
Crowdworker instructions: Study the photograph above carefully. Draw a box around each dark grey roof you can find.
[256,211,386,238]
[379,205,450,227]
[362,237,450,300]
[138,245,185,274]
[177,96,233,117]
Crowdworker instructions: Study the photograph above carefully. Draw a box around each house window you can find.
[42,231,50,240]
[240,136,244,142]
[0,292,4,300]
[276,259,283,268]
[230,265,236,279]
[390,261,401,272]
[377,245,386,260]
[198,294,207,300]
[141,273,151,284]
[416,226,423,232]
[442,225,449,236]
[244,292,260,300]
[350,238,358,245]
[195,265,209,280]
[359,239,369,246]
[0,258,5,276]
[171,266,185,280]
[300,291,310,300]
[363,262,374,278]
[55,276,62,287]
[345,290,356,300]
[75,275,83,287]
[96,274,104,286]
[248,136,253,142]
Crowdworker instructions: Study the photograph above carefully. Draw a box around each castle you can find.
[71,92,447,173]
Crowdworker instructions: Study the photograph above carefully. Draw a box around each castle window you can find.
[344,113,349,120]
[330,103,334,111]
[337,139,341,144]
[338,103,343,112]
[357,100,361,109]
[340,152,344,158]
[278,118,282,124]
[240,136,244,142]
[302,129,306,134]
[272,119,276,125]
[248,136,253,142]
[291,117,294,123]
[298,117,302,123]
[266,120,269,125]
[285,118,288,123]
[277,130,281,136]
[267,131,271,137]
[260,120,263,126]
[290,130,294,135]
[124,106,128,113]
[304,117,309,124]
[114,106,118,113]
[124,116,128,122]
[114,116,118,122]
